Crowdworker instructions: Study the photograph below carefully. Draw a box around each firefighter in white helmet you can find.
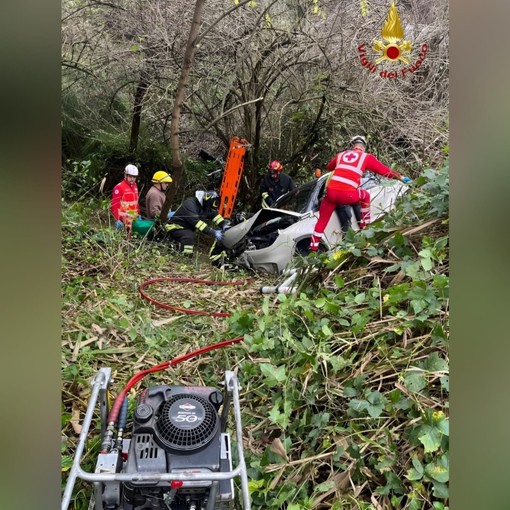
[164,191,229,257]
[111,164,141,231]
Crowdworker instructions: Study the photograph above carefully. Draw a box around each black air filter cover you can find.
[133,385,222,455]
[155,393,219,452]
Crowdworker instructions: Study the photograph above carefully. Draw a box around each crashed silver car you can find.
[221,172,407,274]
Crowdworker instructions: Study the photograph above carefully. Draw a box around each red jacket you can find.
[111,180,140,224]
[326,149,401,191]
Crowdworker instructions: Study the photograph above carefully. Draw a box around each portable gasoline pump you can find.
[62,368,251,510]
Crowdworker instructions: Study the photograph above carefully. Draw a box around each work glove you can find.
[401,176,412,184]
[115,220,124,230]
[167,211,175,219]
[213,230,224,242]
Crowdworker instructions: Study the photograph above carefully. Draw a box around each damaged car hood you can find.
[222,208,302,248]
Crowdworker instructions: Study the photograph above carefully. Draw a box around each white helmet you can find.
[125,164,139,176]
[350,135,367,148]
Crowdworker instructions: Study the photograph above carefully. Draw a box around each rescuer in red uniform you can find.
[309,136,411,252]
[111,164,141,232]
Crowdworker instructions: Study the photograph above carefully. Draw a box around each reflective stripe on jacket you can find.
[259,172,295,206]
[326,149,401,192]
[111,180,140,223]
[166,197,226,238]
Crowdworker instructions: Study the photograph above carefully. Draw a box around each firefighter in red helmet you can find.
[259,160,295,208]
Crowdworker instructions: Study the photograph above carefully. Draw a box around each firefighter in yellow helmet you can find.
[145,171,173,220]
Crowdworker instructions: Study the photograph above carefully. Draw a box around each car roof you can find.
[273,173,330,213]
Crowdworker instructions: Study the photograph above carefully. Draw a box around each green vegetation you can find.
[61,162,448,509]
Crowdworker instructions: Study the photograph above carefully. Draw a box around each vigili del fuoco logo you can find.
[357,2,428,79]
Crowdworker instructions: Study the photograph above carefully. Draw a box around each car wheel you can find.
[295,238,327,256]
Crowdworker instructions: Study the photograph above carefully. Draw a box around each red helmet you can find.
[268,160,283,172]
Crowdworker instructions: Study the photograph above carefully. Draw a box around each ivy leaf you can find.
[367,403,384,418]
[411,299,426,314]
[375,455,396,473]
[406,467,424,481]
[425,459,449,483]
[268,400,291,429]
[343,386,359,398]
[412,456,424,473]
[424,352,449,372]
[421,257,433,271]
[321,323,333,337]
[260,363,286,387]
[315,298,326,308]
[300,335,314,350]
[418,426,442,453]
[61,455,73,472]
[268,405,283,426]
[404,261,422,279]
[432,411,449,436]
[329,355,350,372]
[366,391,387,418]
[348,399,368,413]
[118,317,130,329]
[408,497,422,510]
[314,481,335,493]
[334,275,345,288]
[403,371,427,392]
[376,471,404,495]
[432,480,449,499]
[440,375,449,392]
[419,249,434,271]
[354,292,366,304]
[248,478,264,494]
[406,456,424,480]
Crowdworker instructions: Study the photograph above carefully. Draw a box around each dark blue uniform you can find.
[260,172,295,207]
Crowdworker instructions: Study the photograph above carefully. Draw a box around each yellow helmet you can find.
[152,171,172,184]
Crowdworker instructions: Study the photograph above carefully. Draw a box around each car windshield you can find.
[273,180,318,213]
[272,171,387,214]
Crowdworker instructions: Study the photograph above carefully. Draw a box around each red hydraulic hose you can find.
[108,276,253,425]
[139,277,252,317]
[107,337,244,425]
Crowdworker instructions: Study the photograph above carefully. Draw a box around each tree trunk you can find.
[129,74,149,154]
[160,0,206,222]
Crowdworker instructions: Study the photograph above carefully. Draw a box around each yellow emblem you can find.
[372,2,413,64]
